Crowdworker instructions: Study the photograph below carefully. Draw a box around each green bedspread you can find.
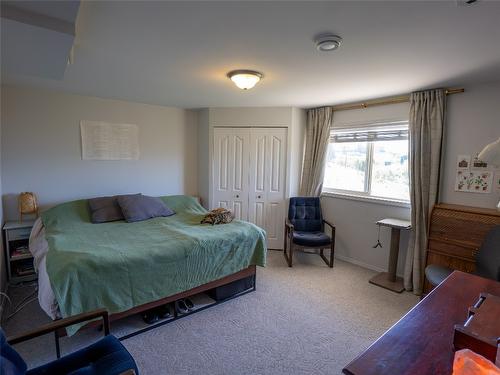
[42,195,266,335]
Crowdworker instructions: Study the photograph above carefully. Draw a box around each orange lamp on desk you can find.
[452,349,500,375]
[18,192,39,222]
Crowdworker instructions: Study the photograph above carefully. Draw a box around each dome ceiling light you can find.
[227,70,263,90]
[315,34,342,52]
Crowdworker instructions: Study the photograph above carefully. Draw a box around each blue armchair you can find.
[284,197,335,268]
[1,308,138,375]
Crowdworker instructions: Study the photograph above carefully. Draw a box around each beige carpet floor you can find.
[2,250,418,374]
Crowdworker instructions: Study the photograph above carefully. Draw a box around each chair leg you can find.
[319,248,329,266]
[283,226,287,256]
[329,240,334,268]
[330,228,335,268]
[283,233,293,267]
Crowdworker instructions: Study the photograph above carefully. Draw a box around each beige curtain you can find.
[404,89,446,294]
[300,107,334,196]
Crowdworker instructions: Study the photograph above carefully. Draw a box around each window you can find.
[323,121,410,203]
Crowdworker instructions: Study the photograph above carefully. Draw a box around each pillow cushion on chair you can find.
[288,197,323,232]
[26,335,138,375]
[88,196,125,223]
[292,231,331,247]
[117,194,175,223]
[424,264,454,287]
[0,329,27,375]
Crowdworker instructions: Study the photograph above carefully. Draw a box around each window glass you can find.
[322,122,410,203]
[324,142,367,192]
[370,140,409,201]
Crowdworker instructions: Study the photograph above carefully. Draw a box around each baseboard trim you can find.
[335,254,404,278]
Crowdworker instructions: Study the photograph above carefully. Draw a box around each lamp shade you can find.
[478,137,500,167]
[227,70,263,90]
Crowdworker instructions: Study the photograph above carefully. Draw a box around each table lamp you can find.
[477,137,500,211]
[18,192,39,222]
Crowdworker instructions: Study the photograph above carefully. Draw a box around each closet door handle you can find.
[236,195,240,198]
[257,195,262,199]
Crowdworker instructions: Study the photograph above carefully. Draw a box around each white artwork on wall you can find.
[455,170,493,193]
[454,153,493,194]
[80,121,139,160]
[456,154,470,170]
[495,171,500,193]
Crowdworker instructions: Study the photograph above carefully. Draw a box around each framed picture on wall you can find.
[471,155,488,169]
[455,170,493,194]
[456,155,470,170]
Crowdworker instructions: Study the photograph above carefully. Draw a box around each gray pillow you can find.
[117,194,175,223]
[88,196,125,223]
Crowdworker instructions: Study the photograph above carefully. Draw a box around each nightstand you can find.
[3,220,36,284]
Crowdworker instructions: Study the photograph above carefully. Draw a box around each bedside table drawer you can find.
[8,227,33,241]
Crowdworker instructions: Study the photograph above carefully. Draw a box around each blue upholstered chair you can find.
[425,225,500,287]
[1,309,138,375]
[284,197,335,268]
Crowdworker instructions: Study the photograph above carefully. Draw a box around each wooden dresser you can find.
[424,203,500,293]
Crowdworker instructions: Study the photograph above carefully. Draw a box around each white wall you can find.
[208,107,292,127]
[197,109,210,208]
[321,197,410,274]
[290,107,306,197]
[321,102,411,275]
[1,86,198,220]
[441,82,500,208]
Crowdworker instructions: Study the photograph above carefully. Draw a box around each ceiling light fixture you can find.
[227,70,263,90]
[315,34,342,52]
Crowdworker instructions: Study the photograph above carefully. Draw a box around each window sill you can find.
[321,191,411,209]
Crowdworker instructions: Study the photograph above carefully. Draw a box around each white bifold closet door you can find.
[247,128,287,249]
[212,127,287,249]
[212,128,250,221]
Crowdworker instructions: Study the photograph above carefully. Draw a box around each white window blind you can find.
[330,121,408,143]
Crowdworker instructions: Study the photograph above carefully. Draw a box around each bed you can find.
[29,195,267,335]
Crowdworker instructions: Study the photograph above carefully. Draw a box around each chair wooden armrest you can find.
[120,370,136,375]
[285,218,294,235]
[322,219,335,230]
[8,308,109,345]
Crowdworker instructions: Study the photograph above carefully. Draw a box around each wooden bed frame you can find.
[56,265,257,340]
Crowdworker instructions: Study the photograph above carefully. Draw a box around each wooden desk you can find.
[369,218,411,293]
[343,271,500,375]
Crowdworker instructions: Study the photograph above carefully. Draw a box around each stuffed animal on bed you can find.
[201,208,233,225]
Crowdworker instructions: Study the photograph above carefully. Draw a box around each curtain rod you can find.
[324,88,464,112]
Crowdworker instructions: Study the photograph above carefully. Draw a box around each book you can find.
[16,268,35,276]
[11,247,30,258]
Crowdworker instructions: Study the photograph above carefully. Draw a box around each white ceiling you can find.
[2,1,500,108]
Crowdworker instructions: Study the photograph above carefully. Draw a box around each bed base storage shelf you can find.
[58,265,257,340]
[208,274,255,301]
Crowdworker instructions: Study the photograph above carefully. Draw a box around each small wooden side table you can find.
[3,220,36,284]
[369,218,411,293]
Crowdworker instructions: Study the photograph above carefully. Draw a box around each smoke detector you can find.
[456,0,480,5]
[315,34,342,52]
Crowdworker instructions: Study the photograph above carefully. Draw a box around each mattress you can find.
[29,217,60,319]
[30,195,266,334]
